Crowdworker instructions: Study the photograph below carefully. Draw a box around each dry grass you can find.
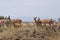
[0,22,60,40]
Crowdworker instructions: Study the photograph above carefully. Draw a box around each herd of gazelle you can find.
[0,16,60,28]
[34,17,54,26]
[34,17,60,28]
[0,16,22,27]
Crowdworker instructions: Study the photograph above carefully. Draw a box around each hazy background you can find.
[0,0,60,21]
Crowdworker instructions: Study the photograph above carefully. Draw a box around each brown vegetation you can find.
[0,22,60,40]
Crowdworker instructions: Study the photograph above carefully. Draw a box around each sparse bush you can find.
[0,16,4,20]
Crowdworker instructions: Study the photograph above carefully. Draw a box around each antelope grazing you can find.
[0,19,10,27]
[11,19,22,28]
[34,17,54,26]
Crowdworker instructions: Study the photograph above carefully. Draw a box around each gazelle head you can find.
[34,17,37,21]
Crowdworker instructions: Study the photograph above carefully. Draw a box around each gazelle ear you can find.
[33,16,37,20]
[35,16,37,18]
[38,17,40,20]
[33,16,37,19]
